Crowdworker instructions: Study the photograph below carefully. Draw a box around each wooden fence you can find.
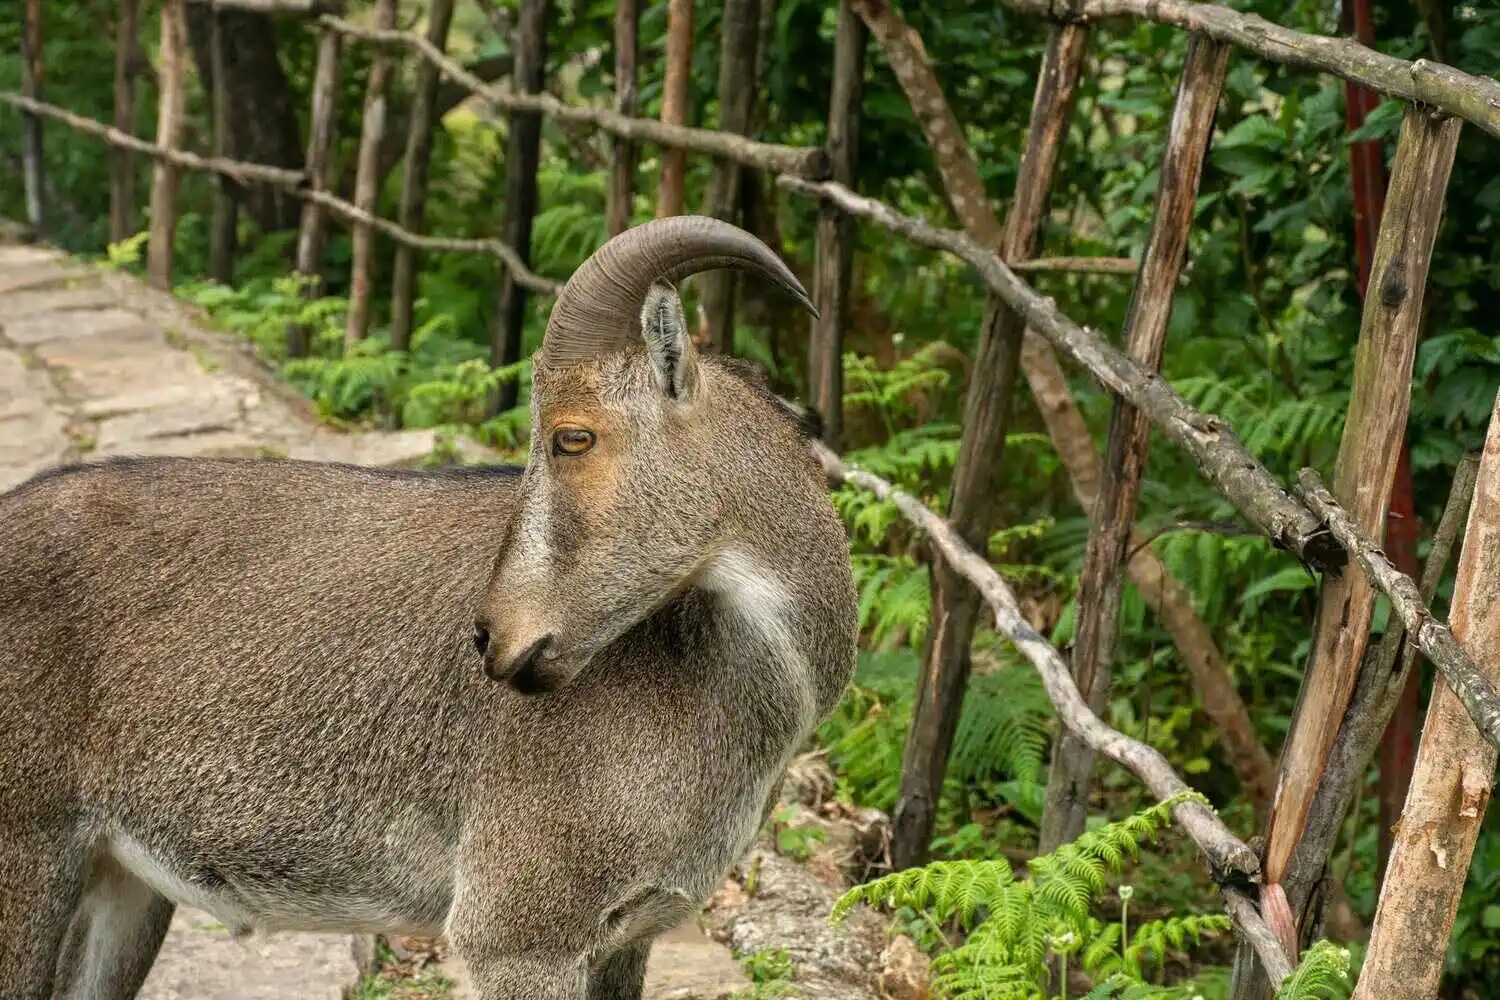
[6,0,1500,995]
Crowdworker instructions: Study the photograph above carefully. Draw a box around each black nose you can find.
[472,619,491,658]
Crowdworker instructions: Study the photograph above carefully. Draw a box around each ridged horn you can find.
[538,215,815,368]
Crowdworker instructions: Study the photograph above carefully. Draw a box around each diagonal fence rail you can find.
[6,0,1500,994]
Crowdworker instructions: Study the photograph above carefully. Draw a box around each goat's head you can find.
[475,216,820,694]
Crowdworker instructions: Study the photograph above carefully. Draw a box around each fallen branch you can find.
[781,175,1343,570]
[1295,468,1500,751]
[319,16,829,180]
[1001,0,1500,141]
[810,438,1291,988]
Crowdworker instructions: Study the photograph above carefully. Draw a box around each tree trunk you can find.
[605,0,639,237]
[389,0,458,353]
[184,6,305,234]
[21,0,45,233]
[1351,391,1500,1000]
[488,0,550,414]
[809,0,865,452]
[1038,36,1230,853]
[146,0,187,291]
[289,26,343,358]
[1234,104,1463,997]
[656,0,693,218]
[848,6,1091,867]
[345,0,398,345]
[110,0,140,245]
[701,0,763,355]
[209,5,237,285]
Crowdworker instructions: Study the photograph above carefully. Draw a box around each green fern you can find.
[1274,941,1352,1000]
[832,793,1228,1000]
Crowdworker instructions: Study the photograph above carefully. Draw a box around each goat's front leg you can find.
[456,948,589,1000]
[587,941,650,1000]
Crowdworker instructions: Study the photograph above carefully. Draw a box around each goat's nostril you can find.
[472,620,491,658]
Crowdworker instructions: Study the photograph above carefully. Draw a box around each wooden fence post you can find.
[209,2,237,284]
[345,0,398,344]
[605,0,639,237]
[289,24,343,357]
[110,0,140,245]
[1351,387,1500,1000]
[21,0,45,233]
[488,0,550,414]
[390,0,458,353]
[146,0,188,290]
[809,0,865,452]
[1233,103,1462,996]
[1038,36,1233,852]
[656,0,693,218]
[857,16,1090,868]
[702,0,763,354]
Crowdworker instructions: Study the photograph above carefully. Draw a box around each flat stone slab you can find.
[4,306,150,347]
[0,284,118,320]
[138,909,358,1000]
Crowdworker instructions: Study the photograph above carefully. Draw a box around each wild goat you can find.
[0,216,858,1000]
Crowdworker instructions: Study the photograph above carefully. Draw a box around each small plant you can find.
[832,793,1230,1000]
[736,946,799,999]
[772,804,829,862]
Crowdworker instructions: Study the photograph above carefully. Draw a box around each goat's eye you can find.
[551,426,596,457]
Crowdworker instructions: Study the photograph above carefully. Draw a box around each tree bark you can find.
[345,0,398,345]
[1236,104,1462,997]
[389,0,458,353]
[21,0,44,233]
[184,6,305,233]
[809,0,865,452]
[146,0,187,291]
[289,26,343,357]
[701,0,763,355]
[488,0,550,414]
[656,0,694,218]
[110,0,139,245]
[1039,36,1232,853]
[605,0,639,237]
[848,2,1091,868]
[209,4,237,285]
[1350,398,1500,1000]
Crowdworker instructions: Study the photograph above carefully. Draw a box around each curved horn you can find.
[539,215,815,368]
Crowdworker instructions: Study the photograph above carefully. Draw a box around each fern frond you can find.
[1274,940,1352,1000]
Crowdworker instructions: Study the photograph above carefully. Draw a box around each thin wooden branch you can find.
[389,0,457,353]
[809,0,865,451]
[1295,469,1500,749]
[1042,35,1235,852]
[657,0,694,216]
[1000,0,1500,141]
[21,0,45,232]
[1009,255,1137,274]
[186,0,345,13]
[110,0,140,245]
[289,25,343,357]
[1259,103,1462,900]
[147,0,188,291]
[780,174,1344,571]
[1352,400,1500,999]
[345,0,397,344]
[811,439,1288,984]
[605,0,639,237]
[317,15,828,181]
[208,4,237,284]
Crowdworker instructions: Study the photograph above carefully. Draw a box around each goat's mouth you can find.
[486,634,565,695]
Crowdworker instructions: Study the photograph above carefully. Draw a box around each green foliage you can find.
[833,794,1229,999]
[735,947,798,999]
[1274,941,1353,1000]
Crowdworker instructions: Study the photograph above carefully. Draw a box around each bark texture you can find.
[345,0,398,345]
[146,0,187,291]
[208,5,237,285]
[289,27,343,357]
[389,0,458,353]
[21,0,44,232]
[1039,35,1233,852]
[657,0,694,217]
[110,0,139,245]
[605,0,639,237]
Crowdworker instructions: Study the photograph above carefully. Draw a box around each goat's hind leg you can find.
[0,830,90,1000]
[52,852,175,1000]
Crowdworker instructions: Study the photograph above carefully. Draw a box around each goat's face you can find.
[471,217,815,695]
[478,288,716,693]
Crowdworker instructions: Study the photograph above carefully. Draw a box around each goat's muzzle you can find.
[483,632,559,695]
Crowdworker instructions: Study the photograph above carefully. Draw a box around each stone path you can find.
[0,241,750,999]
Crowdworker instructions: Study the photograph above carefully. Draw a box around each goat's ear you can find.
[640,281,699,401]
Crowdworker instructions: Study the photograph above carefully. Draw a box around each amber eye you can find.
[551,426,596,457]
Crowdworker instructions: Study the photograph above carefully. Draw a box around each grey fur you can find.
[0,281,857,998]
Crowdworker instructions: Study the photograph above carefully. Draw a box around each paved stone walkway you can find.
[0,241,750,999]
